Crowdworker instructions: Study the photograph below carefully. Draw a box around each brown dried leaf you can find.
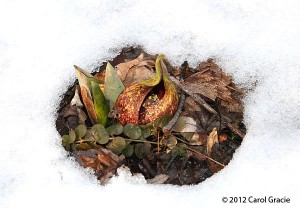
[81,86,97,124]
[123,65,155,86]
[172,116,198,132]
[147,174,169,184]
[74,147,124,185]
[116,53,155,86]
[116,53,144,81]
[70,86,83,107]
[161,135,177,149]
[184,60,244,113]
[74,66,101,124]
[206,128,218,156]
[189,132,207,146]
[185,73,234,102]
[60,104,87,129]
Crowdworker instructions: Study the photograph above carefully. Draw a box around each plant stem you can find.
[124,138,157,145]
[185,146,225,167]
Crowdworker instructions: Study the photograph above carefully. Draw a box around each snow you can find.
[0,0,300,207]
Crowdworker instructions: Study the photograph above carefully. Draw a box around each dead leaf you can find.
[116,53,155,86]
[189,132,207,146]
[172,116,199,132]
[206,128,218,156]
[81,86,98,124]
[161,135,177,150]
[185,73,234,102]
[116,53,144,81]
[74,66,99,124]
[123,64,155,86]
[184,60,244,113]
[73,147,124,185]
[74,65,109,125]
[60,103,87,130]
[147,174,169,184]
[70,86,83,107]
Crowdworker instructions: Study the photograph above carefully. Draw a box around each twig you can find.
[157,131,160,153]
[225,121,245,138]
[171,76,246,139]
[170,77,219,116]
[185,146,225,167]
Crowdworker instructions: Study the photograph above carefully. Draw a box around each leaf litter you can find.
[56,47,245,185]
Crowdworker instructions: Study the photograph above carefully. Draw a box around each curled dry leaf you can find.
[206,127,218,156]
[70,86,83,107]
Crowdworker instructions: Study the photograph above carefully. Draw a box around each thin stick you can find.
[185,146,225,167]
[171,76,246,139]
[225,121,245,138]
[170,77,219,116]
[157,131,160,153]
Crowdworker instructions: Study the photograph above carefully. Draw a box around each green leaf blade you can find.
[91,81,109,126]
[104,62,125,108]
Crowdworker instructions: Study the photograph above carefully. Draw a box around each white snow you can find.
[0,0,300,207]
